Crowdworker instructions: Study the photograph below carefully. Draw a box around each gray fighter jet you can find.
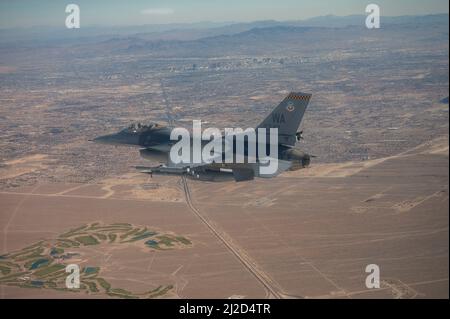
[93,92,313,182]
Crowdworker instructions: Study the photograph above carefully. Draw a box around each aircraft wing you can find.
[251,159,293,178]
[137,151,293,182]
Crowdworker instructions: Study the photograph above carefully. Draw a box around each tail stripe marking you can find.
[287,94,310,101]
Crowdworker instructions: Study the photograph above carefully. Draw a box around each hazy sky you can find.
[0,0,448,28]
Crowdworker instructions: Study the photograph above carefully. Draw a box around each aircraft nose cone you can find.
[92,133,121,145]
[92,131,140,146]
[92,135,108,144]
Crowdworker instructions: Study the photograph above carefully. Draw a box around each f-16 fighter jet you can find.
[93,92,313,182]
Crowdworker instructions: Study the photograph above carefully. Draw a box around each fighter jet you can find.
[93,92,313,182]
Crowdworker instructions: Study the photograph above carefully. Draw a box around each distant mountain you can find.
[120,26,325,57]
[289,13,449,28]
[292,14,366,27]
[114,13,448,57]
[0,14,447,47]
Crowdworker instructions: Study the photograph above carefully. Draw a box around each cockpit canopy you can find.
[125,122,160,133]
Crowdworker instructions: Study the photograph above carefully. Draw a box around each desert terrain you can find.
[0,14,448,298]
[0,137,448,298]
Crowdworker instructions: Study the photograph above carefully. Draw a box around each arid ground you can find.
[0,14,448,298]
[1,137,447,298]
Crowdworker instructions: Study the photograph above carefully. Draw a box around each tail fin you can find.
[257,92,311,146]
